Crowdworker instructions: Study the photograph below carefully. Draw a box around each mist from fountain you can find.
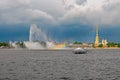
[46,41,55,49]
[24,41,45,49]
[29,24,48,42]
[24,24,55,49]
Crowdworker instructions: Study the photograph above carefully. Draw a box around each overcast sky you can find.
[0,0,120,42]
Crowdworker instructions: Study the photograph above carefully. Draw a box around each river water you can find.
[0,49,120,80]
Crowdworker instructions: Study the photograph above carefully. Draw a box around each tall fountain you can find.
[29,24,48,42]
[24,24,55,49]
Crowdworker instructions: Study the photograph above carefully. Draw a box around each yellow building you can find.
[54,43,66,49]
[102,39,108,47]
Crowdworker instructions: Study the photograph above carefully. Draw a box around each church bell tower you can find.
[94,25,99,47]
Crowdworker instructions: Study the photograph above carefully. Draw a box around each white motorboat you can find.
[73,47,87,54]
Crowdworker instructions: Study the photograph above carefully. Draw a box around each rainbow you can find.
[53,43,66,49]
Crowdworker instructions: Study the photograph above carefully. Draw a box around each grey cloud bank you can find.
[0,0,120,26]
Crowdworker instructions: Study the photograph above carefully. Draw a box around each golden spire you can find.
[96,24,98,36]
[95,24,99,47]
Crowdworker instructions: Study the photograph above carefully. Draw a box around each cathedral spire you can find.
[96,24,98,36]
[94,24,99,47]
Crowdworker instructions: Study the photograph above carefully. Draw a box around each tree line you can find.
[0,42,25,48]
[98,42,120,48]
[73,41,120,48]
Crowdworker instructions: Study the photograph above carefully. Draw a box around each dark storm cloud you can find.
[0,24,120,43]
[103,0,120,11]
[0,24,29,42]
[76,0,87,5]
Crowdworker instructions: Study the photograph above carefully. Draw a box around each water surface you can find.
[0,49,120,80]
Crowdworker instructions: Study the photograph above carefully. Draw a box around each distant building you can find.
[102,39,108,47]
[68,43,93,48]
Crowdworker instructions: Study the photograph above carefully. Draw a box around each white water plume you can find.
[24,24,55,49]
[29,24,48,42]
[24,41,45,49]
